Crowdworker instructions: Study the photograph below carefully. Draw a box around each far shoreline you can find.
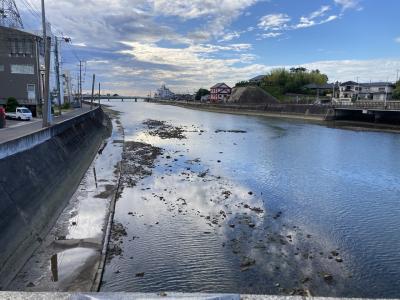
[150,100,400,134]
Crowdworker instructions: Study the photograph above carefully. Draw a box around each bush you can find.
[62,102,71,109]
[195,88,210,100]
[6,97,19,112]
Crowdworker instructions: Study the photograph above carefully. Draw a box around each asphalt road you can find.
[0,106,91,144]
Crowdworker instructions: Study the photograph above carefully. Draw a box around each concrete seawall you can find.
[150,101,330,121]
[0,107,110,289]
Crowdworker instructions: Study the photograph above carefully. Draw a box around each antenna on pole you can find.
[0,0,24,29]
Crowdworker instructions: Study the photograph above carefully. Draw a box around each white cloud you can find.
[258,13,291,31]
[294,5,332,28]
[295,15,338,29]
[260,32,283,38]
[395,37,400,43]
[153,0,257,19]
[117,41,267,92]
[219,31,241,42]
[310,5,331,19]
[153,0,260,40]
[258,6,338,37]
[334,0,362,11]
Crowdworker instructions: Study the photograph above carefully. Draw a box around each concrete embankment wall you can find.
[151,101,330,119]
[0,107,110,289]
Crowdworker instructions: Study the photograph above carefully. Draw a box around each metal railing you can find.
[333,101,400,110]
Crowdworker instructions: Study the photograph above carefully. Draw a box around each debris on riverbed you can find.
[121,141,162,187]
[107,222,127,262]
[144,119,186,139]
[104,118,348,296]
[215,129,247,133]
[240,257,256,271]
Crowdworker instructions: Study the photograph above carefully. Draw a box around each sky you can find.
[16,0,400,96]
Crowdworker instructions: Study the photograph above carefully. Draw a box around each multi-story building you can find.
[339,81,395,101]
[0,25,44,115]
[155,84,175,100]
[210,83,232,102]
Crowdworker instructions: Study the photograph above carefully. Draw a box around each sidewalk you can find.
[0,106,91,145]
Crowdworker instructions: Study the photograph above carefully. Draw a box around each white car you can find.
[6,107,33,121]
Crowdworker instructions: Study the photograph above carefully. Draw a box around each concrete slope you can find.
[0,108,110,289]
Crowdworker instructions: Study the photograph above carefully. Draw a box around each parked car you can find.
[6,107,33,121]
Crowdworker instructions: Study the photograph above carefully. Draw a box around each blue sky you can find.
[17,0,400,95]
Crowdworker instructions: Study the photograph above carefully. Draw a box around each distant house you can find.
[210,83,232,102]
[200,94,210,102]
[303,83,340,100]
[339,81,361,100]
[248,75,266,85]
[339,81,395,101]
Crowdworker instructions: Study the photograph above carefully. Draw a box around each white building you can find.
[339,81,395,101]
[155,84,175,100]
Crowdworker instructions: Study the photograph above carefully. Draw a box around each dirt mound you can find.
[228,86,278,104]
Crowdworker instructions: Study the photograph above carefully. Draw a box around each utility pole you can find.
[98,82,101,107]
[356,76,359,102]
[79,60,83,107]
[41,0,51,127]
[54,38,62,116]
[90,74,95,110]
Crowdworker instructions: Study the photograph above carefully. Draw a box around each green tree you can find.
[259,67,329,100]
[393,81,400,100]
[6,97,19,112]
[195,88,210,100]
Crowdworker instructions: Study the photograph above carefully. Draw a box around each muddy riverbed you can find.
[100,101,400,298]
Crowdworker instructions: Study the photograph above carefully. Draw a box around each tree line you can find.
[236,67,329,100]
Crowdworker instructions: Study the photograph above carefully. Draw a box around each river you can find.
[100,101,400,298]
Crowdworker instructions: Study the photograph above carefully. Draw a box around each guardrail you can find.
[333,101,400,110]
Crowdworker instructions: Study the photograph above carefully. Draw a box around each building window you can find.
[27,84,36,101]
[25,40,33,56]
[11,64,35,75]
[9,38,17,55]
[18,39,24,55]
[0,65,4,72]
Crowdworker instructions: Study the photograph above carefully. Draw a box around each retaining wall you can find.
[152,101,330,118]
[0,107,110,289]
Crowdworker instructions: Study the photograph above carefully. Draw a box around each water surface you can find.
[101,101,400,297]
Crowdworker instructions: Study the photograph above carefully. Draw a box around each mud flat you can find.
[3,108,124,292]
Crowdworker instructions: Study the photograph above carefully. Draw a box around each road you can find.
[0,106,91,145]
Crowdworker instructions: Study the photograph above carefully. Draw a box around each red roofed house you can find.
[210,83,232,103]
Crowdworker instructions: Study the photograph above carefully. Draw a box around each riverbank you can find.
[151,101,400,134]
[0,107,124,291]
[153,101,326,122]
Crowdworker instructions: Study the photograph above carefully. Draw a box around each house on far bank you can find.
[0,25,44,116]
[200,94,210,102]
[210,83,232,102]
[303,83,340,102]
[339,81,395,101]
[248,75,266,85]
